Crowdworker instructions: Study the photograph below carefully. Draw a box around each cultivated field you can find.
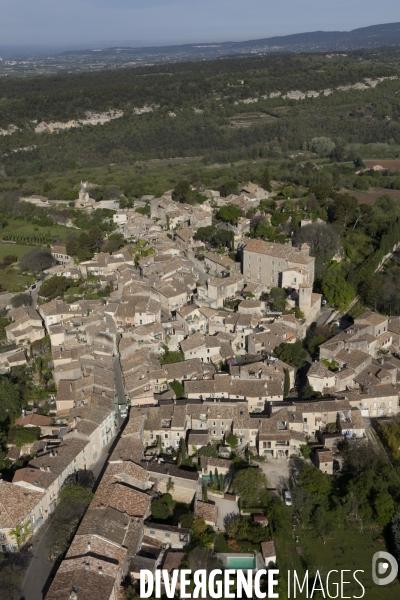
[365,160,400,171]
[347,187,400,205]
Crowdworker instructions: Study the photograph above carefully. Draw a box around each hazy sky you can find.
[0,0,399,47]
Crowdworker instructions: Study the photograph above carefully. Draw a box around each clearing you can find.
[275,512,400,599]
[0,242,36,261]
[227,112,278,129]
[346,187,400,205]
[365,159,400,171]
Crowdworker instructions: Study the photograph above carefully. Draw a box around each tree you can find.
[46,485,93,560]
[307,334,327,356]
[260,166,272,192]
[281,186,296,199]
[255,219,274,240]
[293,223,340,276]
[172,180,191,202]
[219,180,239,197]
[217,204,242,225]
[328,193,358,228]
[166,477,175,494]
[194,226,217,244]
[20,247,55,273]
[39,274,70,300]
[151,498,170,520]
[284,368,290,397]
[170,380,184,399]
[307,137,336,156]
[321,270,355,310]
[391,514,400,561]
[273,340,307,369]
[0,561,24,600]
[298,464,331,497]
[300,444,312,459]
[226,433,238,448]
[231,468,270,507]
[11,293,32,308]
[374,491,395,527]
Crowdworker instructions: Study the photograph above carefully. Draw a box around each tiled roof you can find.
[195,500,218,523]
[0,482,43,528]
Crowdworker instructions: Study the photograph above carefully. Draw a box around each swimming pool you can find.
[225,555,256,570]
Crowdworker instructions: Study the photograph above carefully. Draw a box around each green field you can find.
[0,269,34,292]
[275,509,400,599]
[0,242,36,261]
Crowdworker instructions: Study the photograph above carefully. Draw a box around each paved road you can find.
[114,354,126,410]
[30,280,42,309]
[20,431,121,600]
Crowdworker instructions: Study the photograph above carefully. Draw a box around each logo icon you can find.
[372,551,398,586]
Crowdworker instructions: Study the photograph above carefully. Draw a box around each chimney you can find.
[70,591,78,600]
[87,542,91,553]
[98,566,103,575]
[84,562,90,571]
[47,466,51,472]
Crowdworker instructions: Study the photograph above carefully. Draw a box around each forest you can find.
[1,47,400,181]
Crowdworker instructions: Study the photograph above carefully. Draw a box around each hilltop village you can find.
[0,180,400,599]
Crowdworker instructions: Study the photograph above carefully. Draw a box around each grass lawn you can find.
[0,269,34,292]
[1,219,74,242]
[214,533,231,553]
[0,242,36,261]
[275,509,400,599]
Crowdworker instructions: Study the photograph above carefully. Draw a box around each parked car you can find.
[333,459,340,472]
[321,298,327,305]
[292,470,300,485]
[284,490,292,506]
[120,406,128,419]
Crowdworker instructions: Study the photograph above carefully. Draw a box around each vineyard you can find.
[1,232,55,245]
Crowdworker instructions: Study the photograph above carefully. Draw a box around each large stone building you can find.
[242,239,315,290]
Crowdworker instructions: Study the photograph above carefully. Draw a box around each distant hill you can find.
[60,22,400,63]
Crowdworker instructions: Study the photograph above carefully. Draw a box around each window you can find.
[149,530,155,535]
[165,533,171,538]
[176,433,180,437]
[212,421,216,426]
[164,434,168,439]
[213,430,216,435]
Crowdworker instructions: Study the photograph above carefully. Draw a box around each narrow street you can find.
[20,426,122,600]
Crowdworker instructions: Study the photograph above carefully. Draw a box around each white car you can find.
[284,490,292,506]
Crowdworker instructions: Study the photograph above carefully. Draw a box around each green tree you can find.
[300,444,312,459]
[231,468,270,507]
[298,464,331,496]
[226,433,238,448]
[172,180,191,202]
[281,186,296,199]
[151,498,170,520]
[284,368,290,397]
[255,219,274,240]
[170,380,184,399]
[307,334,327,356]
[321,270,355,310]
[273,340,307,369]
[217,204,242,225]
[328,193,358,228]
[260,166,272,192]
[46,485,93,560]
[374,491,395,527]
